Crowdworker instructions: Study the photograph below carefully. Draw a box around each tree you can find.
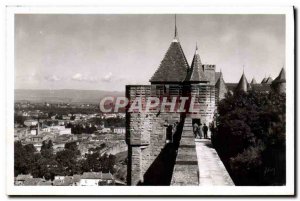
[213,91,286,185]
[56,149,78,175]
[14,141,27,176]
[65,142,79,152]
[36,157,62,180]
[100,154,116,173]
[24,144,36,154]
[54,141,81,175]
[41,140,54,158]
[81,152,101,172]
[14,141,40,177]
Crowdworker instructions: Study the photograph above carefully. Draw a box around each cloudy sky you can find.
[15,14,285,91]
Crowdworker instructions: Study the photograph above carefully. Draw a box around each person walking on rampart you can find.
[203,123,208,139]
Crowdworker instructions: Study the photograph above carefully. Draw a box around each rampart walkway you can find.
[171,117,234,186]
[195,139,234,186]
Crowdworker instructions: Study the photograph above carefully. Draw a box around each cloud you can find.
[102,72,113,82]
[72,73,83,81]
[16,72,41,82]
[44,74,60,81]
[70,72,124,84]
[71,73,98,83]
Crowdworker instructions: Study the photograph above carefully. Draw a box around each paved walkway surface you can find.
[195,139,235,186]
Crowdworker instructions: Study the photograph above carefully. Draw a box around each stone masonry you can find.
[125,18,285,186]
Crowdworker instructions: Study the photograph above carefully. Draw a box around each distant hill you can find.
[15,89,125,104]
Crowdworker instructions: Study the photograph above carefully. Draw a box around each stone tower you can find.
[125,17,217,185]
[261,76,268,84]
[184,44,216,126]
[265,76,273,84]
[271,67,286,94]
[250,78,257,84]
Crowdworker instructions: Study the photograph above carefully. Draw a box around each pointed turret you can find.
[215,71,227,101]
[261,74,268,84]
[150,16,189,83]
[271,67,286,93]
[250,78,257,84]
[265,76,273,84]
[235,72,249,92]
[185,43,207,82]
[273,68,286,83]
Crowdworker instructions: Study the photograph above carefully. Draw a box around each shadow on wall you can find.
[137,117,184,186]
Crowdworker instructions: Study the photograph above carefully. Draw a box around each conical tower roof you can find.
[265,76,273,84]
[235,73,249,92]
[185,44,207,82]
[216,71,225,87]
[273,67,286,83]
[216,71,227,96]
[150,17,189,83]
[261,76,267,84]
[250,78,257,84]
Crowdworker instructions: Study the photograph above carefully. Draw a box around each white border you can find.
[5,6,294,196]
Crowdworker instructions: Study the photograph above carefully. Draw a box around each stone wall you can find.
[126,81,216,185]
[190,84,215,138]
[171,117,199,185]
[126,85,182,185]
[203,64,216,85]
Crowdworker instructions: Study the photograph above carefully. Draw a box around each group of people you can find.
[193,122,209,139]
[164,119,210,141]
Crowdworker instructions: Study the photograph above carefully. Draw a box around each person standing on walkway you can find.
[193,123,199,138]
[203,123,208,139]
[198,123,203,139]
[164,120,173,143]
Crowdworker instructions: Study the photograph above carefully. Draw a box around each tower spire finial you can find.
[243,65,245,75]
[174,14,178,40]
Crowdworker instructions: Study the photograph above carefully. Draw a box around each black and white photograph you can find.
[3,5,295,196]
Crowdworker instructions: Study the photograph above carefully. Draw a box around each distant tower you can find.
[265,76,273,84]
[37,120,40,135]
[185,43,206,82]
[271,67,286,93]
[185,43,216,125]
[235,72,249,93]
[215,70,228,102]
[261,75,268,84]
[250,78,257,84]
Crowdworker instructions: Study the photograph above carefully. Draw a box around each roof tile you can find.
[150,41,189,83]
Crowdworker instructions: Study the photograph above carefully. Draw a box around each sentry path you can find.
[195,139,235,186]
